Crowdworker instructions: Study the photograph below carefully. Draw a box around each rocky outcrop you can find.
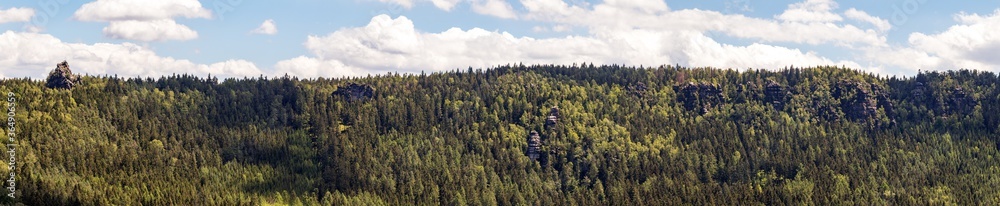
[846,88,878,121]
[733,82,758,104]
[333,83,375,101]
[834,80,895,125]
[872,85,895,123]
[765,80,786,110]
[677,82,723,114]
[545,106,559,129]
[45,61,80,89]
[527,131,541,160]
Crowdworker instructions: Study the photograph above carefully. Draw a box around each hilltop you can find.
[2,64,999,205]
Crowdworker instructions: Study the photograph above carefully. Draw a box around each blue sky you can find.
[0,0,998,79]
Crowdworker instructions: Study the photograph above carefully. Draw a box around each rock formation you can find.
[871,84,895,120]
[846,88,878,121]
[679,82,700,110]
[765,80,785,110]
[677,82,724,114]
[833,80,895,125]
[545,106,560,129]
[45,61,80,89]
[333,83,375,101]
[527,131,541,160]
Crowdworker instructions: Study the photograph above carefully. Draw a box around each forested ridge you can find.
[2,64,1000,205]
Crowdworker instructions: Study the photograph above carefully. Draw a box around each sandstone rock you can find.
[45,61,80,89]
[846,89,877,121]
[834,80,895,126]
[527,131,542,160]
[677,82,724,114]
[545,106,559,129]
[333,83,375,101]
[948,86,976,115]
[765,80,785,110]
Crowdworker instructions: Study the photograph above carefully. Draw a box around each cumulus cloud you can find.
[0,31,262,79]
[776,0,842,23]
[532,24,572,33]
[103,19,199,41]
[376,0,457,11]
[675,32,860,69]
[471,0,518,19]
[374,0,519,18]
[430,0,463,11]
[599,0,669,15]
[844,8,891,32]
[274,56,370,78]
[870,9,1000,72]
[376,0,415,9]
[519,0,886,47]
[251,19,278,35]
[73,0,211,21]
[73,0,211,42]
[276,14,862,78]
[0,7,35,24]
[286,0,898,77]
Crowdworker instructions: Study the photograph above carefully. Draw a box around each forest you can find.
[2,63,1000,205]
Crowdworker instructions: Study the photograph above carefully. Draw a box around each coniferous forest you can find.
[3,64,1000,205]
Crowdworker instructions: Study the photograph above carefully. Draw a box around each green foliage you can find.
[2,66,999,205]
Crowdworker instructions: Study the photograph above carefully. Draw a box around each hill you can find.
[2,64,1000,205]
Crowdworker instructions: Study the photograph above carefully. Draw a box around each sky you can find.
[0,0,998,79]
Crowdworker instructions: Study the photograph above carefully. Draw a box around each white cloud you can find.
[844,8,891,32]
[599,0,669,15]
[0,31,261,79]
[520,0,588,21]
[870,9,1000,72]
[519,0,886,47]
[683,38,861,70]
[955,11,989,24]
[472,0,518,19]
[776,0,842,23]
[252,19,278,35]
[73,0,211,42]
[376,0,459,11]
[24,25,44,33]
[73,0,211,21]
[431,0,463,11]
[103,19,198,41]
[551,25,572,32]
[279,14,862,78]
[0,7,35,24]
[373,0,518,19]
[274,56,369,78]
[209,60,266,77]
[376,0,415,9]
[532,24,572,33]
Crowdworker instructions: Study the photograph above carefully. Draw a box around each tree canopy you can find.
[2,64,1000,205]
